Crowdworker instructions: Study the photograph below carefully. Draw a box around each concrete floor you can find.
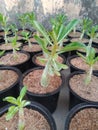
[53,69,70,130]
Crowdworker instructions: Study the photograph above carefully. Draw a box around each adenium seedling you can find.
[80,18,92,40]
[9,36,20,58]
[77,46,98,85]
[21,31,32,47]
[18,13,29,31]
[0,13,10,44]
[32,17,85,87]
[3,86,30,130]
[87,25,98,47]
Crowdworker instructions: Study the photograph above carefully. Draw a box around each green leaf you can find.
[0,50,5,57]
[34,35,50,54]
[3,97,18,105]
[59,42,85,54]
[32,20,52,45]
[18,86,27,102]
[57,19,79,43]
[6,106,18,120]
[22,100,31,107]
[37,57,47,64]
[41,62,49,87]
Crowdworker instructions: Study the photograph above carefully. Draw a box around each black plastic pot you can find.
[0,51,30,73]
[0,101,56,130]
[20,67,65,113]
[32,52,66,68]
[0,66,21,108]
[92,39,98,47]
[67,54,98,73]
[65,103,98,130]
[67,71,98,109]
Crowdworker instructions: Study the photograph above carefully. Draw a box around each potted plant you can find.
[69,18,93,56]
[20,17,84,113]
[64,103,98,130]
[67,46,98,109]
[17,12,31,36]
[0,13,12,44]
[0,24,22,52]
[0,35,30,73]
[0,86,56,130]
[86,24,98,47]
[67,44,98,73]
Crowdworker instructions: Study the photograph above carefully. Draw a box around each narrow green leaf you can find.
[3,97,18,105]
[19,86,27,102]
[57,19,79,43]
[32,20,52,45]
[6,106,18,121]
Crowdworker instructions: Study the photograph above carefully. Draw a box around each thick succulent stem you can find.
[85,66,93,85]
[4,32,8,44]
[18,107,25,130]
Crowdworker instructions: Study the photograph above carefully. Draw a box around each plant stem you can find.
[85,65,93,85]
[4,32,8,44]
[88,38,92,47]
[80,30,84,40]
[18,107,25,130]
[73,27,76,34]
[28,39,32,48]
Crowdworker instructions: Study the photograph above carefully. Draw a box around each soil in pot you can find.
[17,29,30,36]
[0,108,51,130]
[0,67,21,108]
[32,53,65,67]
[23,69,62,94]
[22,43,42,53]
[0,102,56,130]
[68,31,82,38]
[20,67,64,113]
[0,30,12,37]
[69,56,98,72]
[0,51,30,73]
[65,103,98,130]
[70,38,89,44]
[0,69,18,91]
[69,73,98,102]
[69,108,98,130]
[0,42,22,51]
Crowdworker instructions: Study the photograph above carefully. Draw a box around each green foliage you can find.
[80,18,93,39]
[9,35,20,57]
[21,31,32,47]
[18,13,29,31]
[32,18,84,87]
[3,86,30,130]
[87,25,98,39]
[0,13,10,44]
[0,50,5,57]
[77,45,98,85]
[50,13,67,29]
[10,23,18,36]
